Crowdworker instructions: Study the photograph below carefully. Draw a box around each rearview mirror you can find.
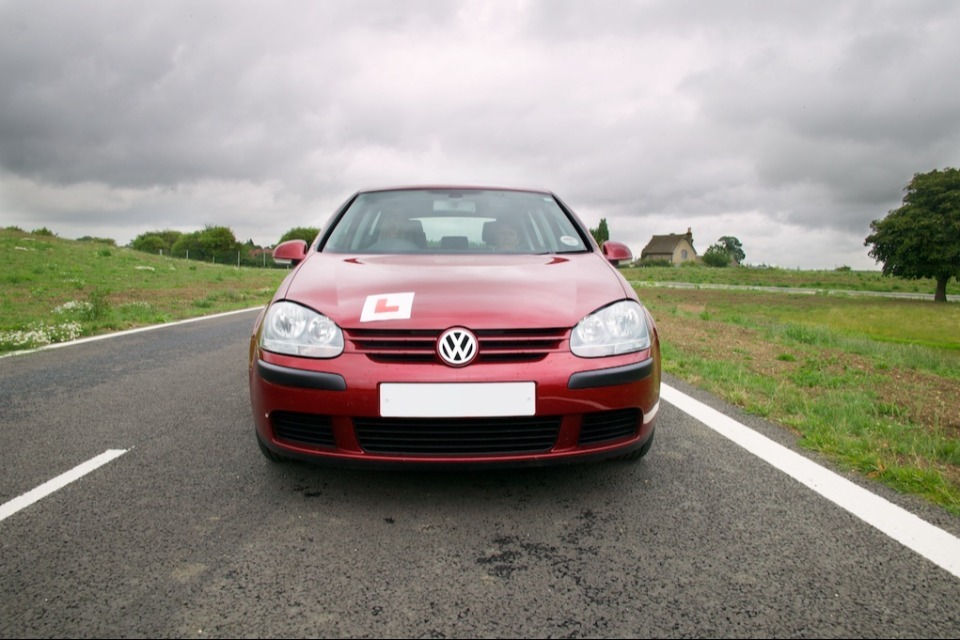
[273,239,308,266]
[601,241,632,266]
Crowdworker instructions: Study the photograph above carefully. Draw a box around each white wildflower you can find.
[0,322,82,349]
[54,300,93,315]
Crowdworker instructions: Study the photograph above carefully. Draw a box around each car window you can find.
[321,189,589,254]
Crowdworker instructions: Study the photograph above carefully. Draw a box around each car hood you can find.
[279,253,633,330]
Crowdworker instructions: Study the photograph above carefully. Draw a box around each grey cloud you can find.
[1,0,957,268]
[0,1,459,187]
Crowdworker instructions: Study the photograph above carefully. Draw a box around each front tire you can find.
[257,433,288,463]
[618,429,654,462]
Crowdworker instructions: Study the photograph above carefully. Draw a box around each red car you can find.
[249,186,661,467]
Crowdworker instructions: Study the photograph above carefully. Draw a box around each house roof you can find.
[641,228,696,256]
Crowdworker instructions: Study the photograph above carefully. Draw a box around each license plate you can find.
[379,382,536,418]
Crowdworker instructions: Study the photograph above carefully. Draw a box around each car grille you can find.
[354,416,561,455]
[345,328,568,364]
[271,411,336,447]
[579,409,640,445]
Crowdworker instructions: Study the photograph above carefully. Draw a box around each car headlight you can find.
[571,300,651,358]
[260,301,344,358]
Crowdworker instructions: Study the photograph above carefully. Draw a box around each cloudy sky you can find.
[2,0,958,269]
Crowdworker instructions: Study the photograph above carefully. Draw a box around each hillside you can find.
[1,228,286,353]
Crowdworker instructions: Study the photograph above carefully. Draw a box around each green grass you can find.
[663,289,960,375]
[621,263,960,296]
[643,285,960,515]
[0,228,286,352]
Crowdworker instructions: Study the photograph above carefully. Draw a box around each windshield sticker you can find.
[361,292,415,322]
[560,235,580,246]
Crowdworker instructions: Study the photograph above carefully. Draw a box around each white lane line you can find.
[661,384,960,580]
[0,449,127,522]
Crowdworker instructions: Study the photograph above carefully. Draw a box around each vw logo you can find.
[437,327,478,367]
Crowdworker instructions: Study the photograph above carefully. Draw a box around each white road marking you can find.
[662,384,960,580]
[0,449,127,522]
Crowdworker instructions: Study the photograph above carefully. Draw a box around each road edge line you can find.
[661,383,960,580]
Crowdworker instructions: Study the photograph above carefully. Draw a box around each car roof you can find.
[354,185,555,196]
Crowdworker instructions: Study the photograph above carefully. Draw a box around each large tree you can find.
[718,236,745,264]
[865,168,960,302]
[702,236,745,267]
[198,225,240,260]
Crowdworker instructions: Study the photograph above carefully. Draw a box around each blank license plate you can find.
[380,382,536,418]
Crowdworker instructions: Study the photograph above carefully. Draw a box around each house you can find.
[639,228,698,265]
[249,247,274,259]
[248,247,275,266]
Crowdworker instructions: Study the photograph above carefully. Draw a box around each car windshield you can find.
[321,189,590,254]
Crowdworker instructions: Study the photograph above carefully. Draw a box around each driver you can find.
[490,221,521,251]
[366,215,413,250]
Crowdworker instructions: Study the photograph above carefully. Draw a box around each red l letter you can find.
[375,297,400,314]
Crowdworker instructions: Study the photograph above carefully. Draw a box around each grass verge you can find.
[621,264,959,296]
[0,228,286,353]
[641,286,960,515]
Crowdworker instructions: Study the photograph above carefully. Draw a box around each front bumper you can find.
[249,346,660,467]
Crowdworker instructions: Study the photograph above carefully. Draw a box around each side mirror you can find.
[601,241,632,266]
[273,239,308,266]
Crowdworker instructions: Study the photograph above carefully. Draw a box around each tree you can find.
[702,243,732,267]
[865,168,960,302]
[717,236,745,264]
[589,218,609,246]
[171,231,203,260]
[131,234,167,254]
[131,229,183,255]
[169,226,241,262]
[278,227,320,245]
[198,225,241,262]
[701,236,745,267]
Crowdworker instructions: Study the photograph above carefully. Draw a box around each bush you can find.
[77,236,117,246]
[85,289,111,321]
[278,227,321,245]
[703,244,732,267]
[636,258,673,268]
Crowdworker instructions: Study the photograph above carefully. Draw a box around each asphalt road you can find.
[1,310,959,638]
